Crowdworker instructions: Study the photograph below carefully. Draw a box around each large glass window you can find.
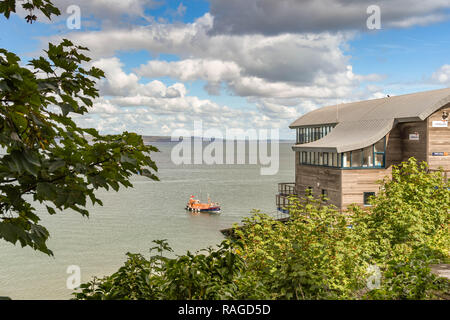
[332,153,337,167]
[343,152,351,168]
[362,146,373,167]
[323,152,329,166]
[375,154,384,167]
[298,137,385,169]
[296,124,336,144]
[351,150,362,168]
[374,139,384,152]
[374,136,385,167]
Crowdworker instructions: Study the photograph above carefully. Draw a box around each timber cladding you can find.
[427,105,450,171]
[295,164,342,208]
[341,168,392,209]
[398,121,428,163]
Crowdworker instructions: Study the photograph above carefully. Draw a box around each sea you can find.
[0,141,294,299]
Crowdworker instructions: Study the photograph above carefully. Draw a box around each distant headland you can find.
[141,136,295,143]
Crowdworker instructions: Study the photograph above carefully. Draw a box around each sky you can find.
[1,0,450,139]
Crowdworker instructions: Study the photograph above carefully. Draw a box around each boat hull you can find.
[185,206,221,212]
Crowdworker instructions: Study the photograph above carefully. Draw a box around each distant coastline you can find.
[142,135,295,143]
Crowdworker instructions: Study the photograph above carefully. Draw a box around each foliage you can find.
[349,158,449,299]
[0,0,60,23]
[0,3,158,255]
[73,240,261,300]
[74,158,449,300]
[233,203,370,299]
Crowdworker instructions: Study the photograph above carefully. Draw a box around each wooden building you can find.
[277,88,450,211]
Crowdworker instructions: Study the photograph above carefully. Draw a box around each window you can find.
[321,189,328,201]
[362,146,373,167]
[351,150,362,168]
[298,136,385,169]
[374,139,384,152]
[332,152,338,167]
[323,152,329,166]
[300,151,340,167]
[343,152,351,168]
[296,125,336,144]
[375,154,384,167]
[374,137,385,167]
[306,187,313,196]
[363,192,375,206]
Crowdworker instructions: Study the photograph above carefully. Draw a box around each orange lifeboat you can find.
[185,195,221,212]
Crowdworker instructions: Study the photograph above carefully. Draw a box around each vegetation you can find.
[74,158,449,300]
[0,0,159,255]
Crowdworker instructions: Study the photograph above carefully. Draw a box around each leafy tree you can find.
[0,1,158,255]
[73,158,449,300]
[73,239,258,300]
[349,158,449,299]
[0,0,60,23]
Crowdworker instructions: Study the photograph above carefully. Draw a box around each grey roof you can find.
[291,87,450,153]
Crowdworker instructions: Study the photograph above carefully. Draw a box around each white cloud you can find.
[70,57,280,135]
[92,57,140,96]
[91,98,121,114]
[40,12,392,137]
[432,65,450,84]
[138,59,241,83]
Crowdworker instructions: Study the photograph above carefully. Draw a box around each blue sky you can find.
[1,0,450,139]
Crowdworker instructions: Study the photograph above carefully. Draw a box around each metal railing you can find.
[278,182,296,196]
[276,183,297,214]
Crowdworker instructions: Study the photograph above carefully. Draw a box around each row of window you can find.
[305,187,375,206]
[299,137,386,168]
[296,125,336,144]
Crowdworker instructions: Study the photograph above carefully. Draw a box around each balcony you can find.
[276,182,296,213]
[278,182,296,196]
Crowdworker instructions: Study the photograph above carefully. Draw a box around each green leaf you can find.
[46,206,56,215]
[48,160,65,173]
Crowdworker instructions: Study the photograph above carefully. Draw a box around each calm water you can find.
[0,142,294,299]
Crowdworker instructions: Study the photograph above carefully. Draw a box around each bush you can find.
[74,158,449,300]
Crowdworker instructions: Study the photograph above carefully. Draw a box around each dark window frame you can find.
[321,189,328,202]
[363,192,376,206]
